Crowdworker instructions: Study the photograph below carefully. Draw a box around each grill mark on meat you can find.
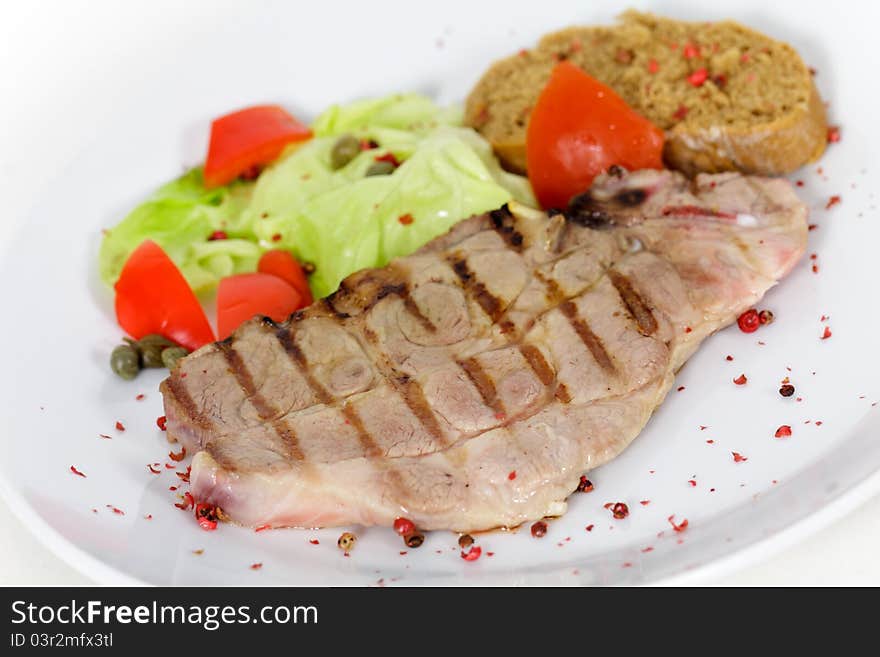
[616,188,648,207]
[340,403,383,457]
[342,264,437,333]
[498,319,517,335]
[269,420,305,461]
[566,191,614,229]
[319,296,350,321]
[401,293,436,333]
[449,213,534,332]
[385,273,437,333]
[450,258,471,282]
[449,256,504,323]
[608,270,658,336]
[165,374,214,431]
[535,270,565,305]
[494,241,622,342]
[499,251,615,346]
[274,328,334,406]
[216,339,305,460]
[343,313,447,448]
[362,325,380,345]
[360,325,449,445]
[393,374,448,446]
[275,327,381,457]
[374,281,406,303]
[519,344,555,386]
[555,382,572,403]
[216,340,276,420]
[489,204,525,251]
[458,357,505,416]
[559,301,617,374]
[463,203,536,332]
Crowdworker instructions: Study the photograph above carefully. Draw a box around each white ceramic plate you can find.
[1,0,878,585]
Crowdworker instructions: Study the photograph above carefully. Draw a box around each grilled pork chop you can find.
[161,168,807,532]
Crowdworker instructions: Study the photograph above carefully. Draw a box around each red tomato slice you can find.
[114,240,215,351]
[257,250,313,306]
[216,273,303,340]
[204,105,312,188]
[526,62,665,209]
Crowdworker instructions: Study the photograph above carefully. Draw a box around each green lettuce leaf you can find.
[98,168,258,293]
[311,93,461,137]
[99,94,535,300]
[248,127,528,298]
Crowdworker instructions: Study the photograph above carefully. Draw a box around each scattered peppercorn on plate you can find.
[0,0,879,586]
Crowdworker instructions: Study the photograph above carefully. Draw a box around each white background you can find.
[1,0,878,586]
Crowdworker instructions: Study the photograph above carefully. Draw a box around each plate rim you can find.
[3,453,879,586]
[2,0,877,587]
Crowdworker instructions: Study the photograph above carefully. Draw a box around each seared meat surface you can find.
[161,169,807,531]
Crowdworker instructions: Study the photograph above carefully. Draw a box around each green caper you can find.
[161,346,189,370]
[365,160,395,177]
[139,342,166,368]
[330,134,361,170]
[131,334,175,368]
[110,344,141,380]
[137,334,176,348]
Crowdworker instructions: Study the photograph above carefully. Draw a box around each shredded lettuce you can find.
[99,94,535,299]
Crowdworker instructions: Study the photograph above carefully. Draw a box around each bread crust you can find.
[664,81,827,176]
[464,13,827,177]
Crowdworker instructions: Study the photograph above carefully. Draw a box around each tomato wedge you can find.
[217,272,303,340]
[204,105,312,188]
[257,250,313,306]
[114,240,215,351]
[526,62,665,209]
